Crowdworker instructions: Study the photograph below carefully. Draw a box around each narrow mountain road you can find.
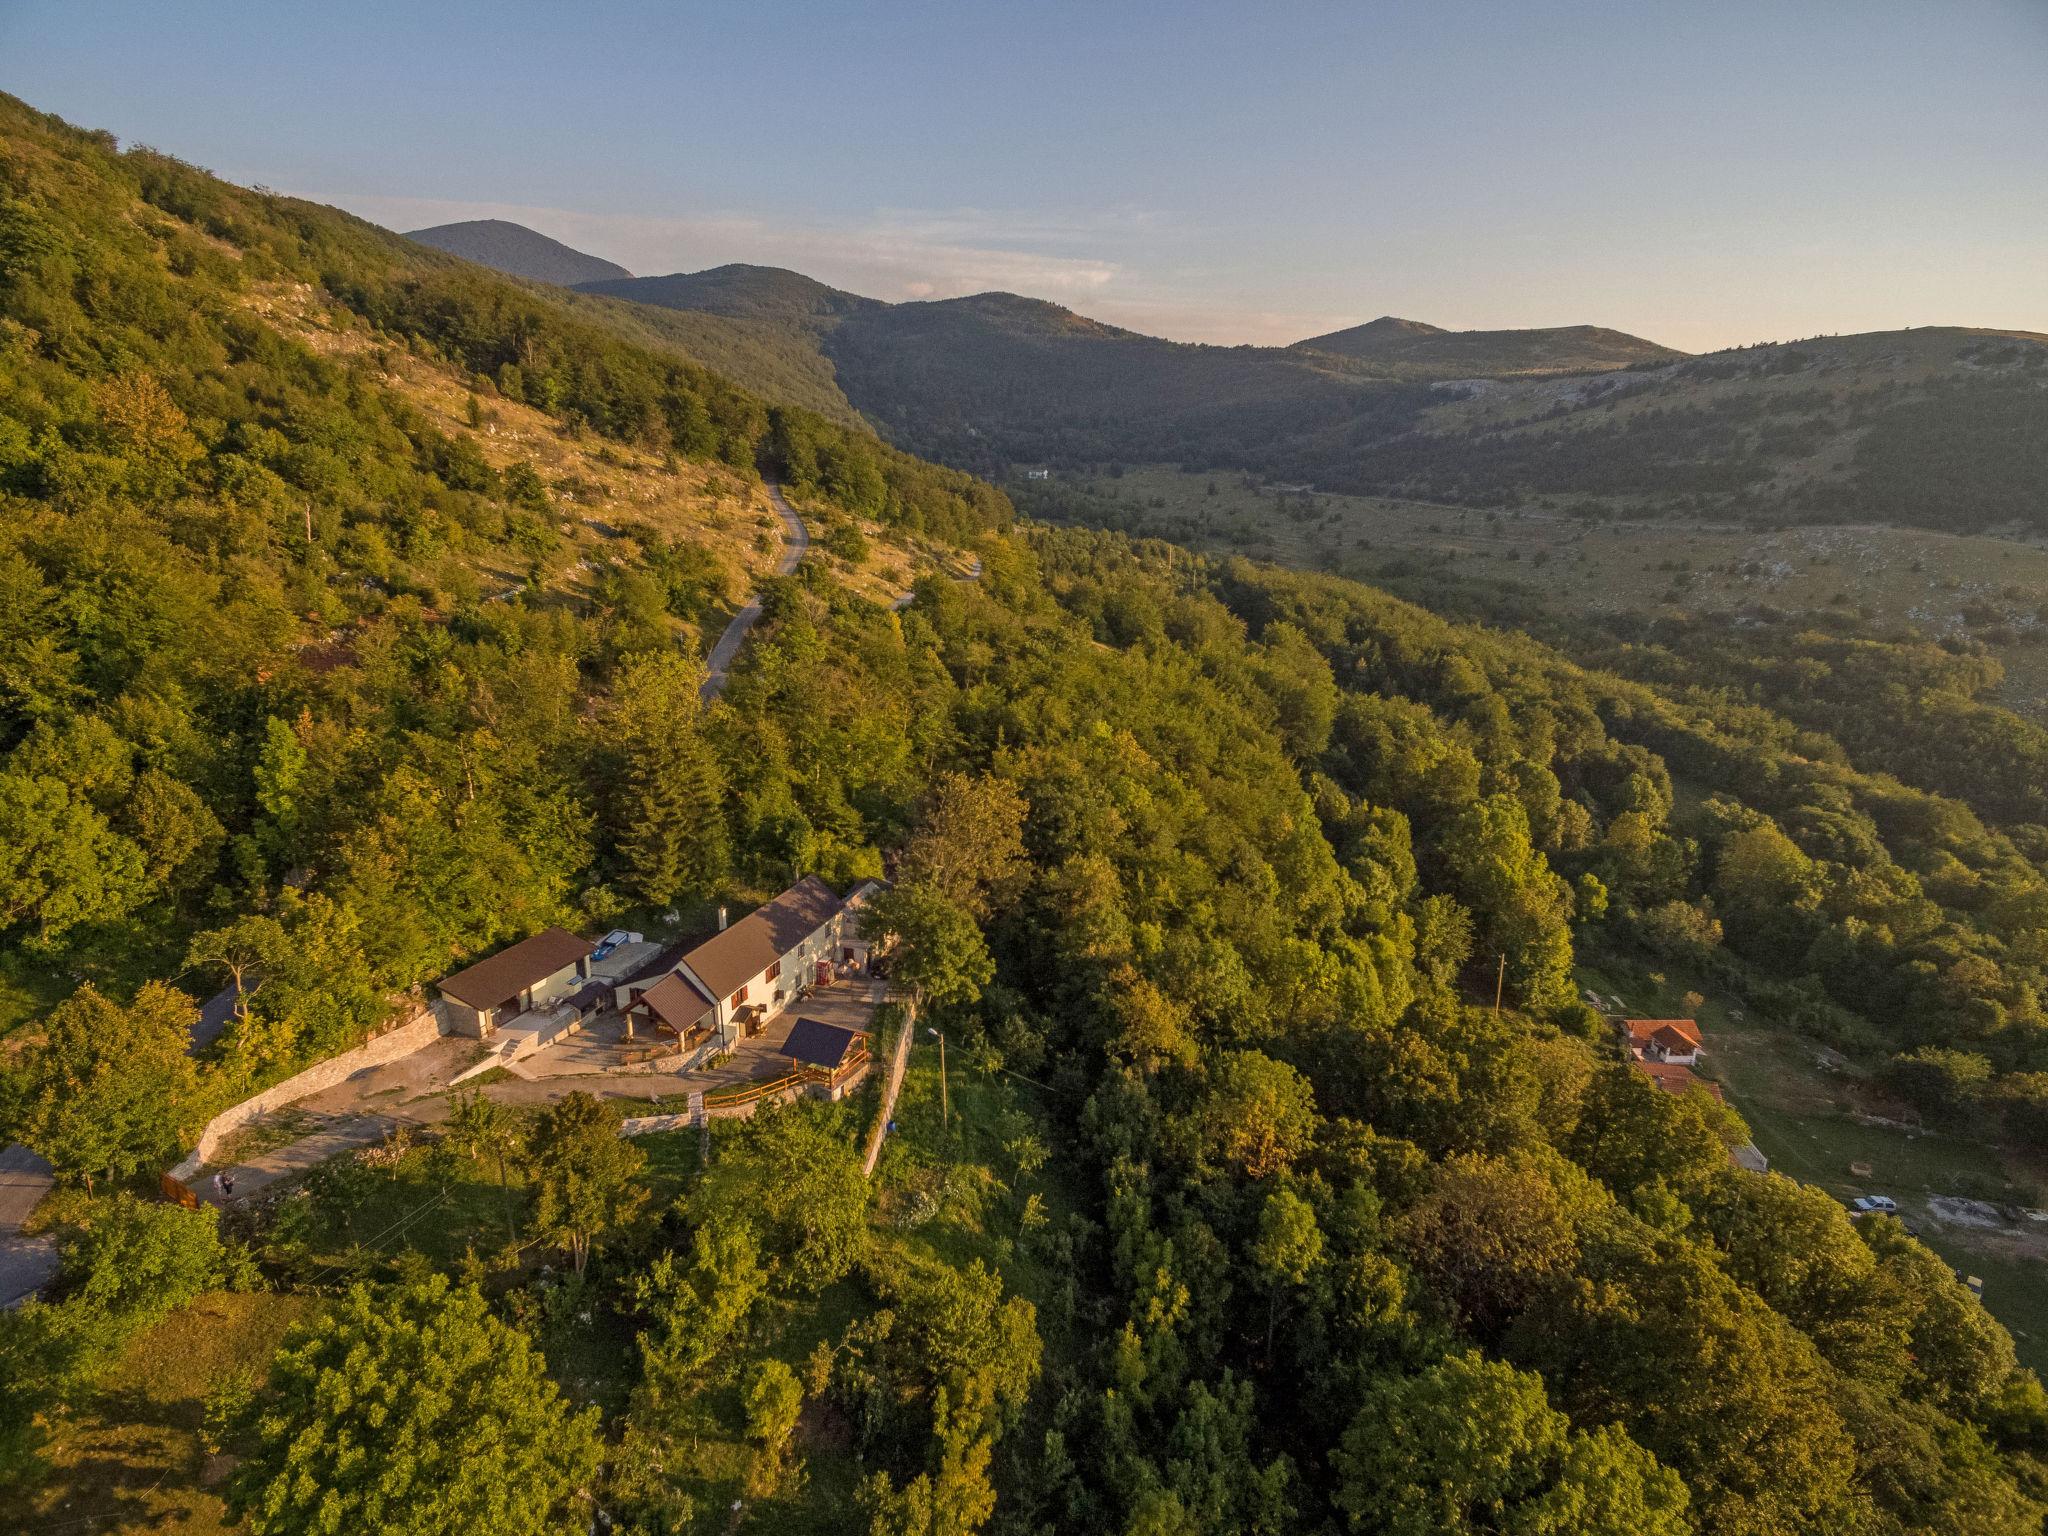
[891,552,984,610]
[0,1143,57,1309]
[699,482,808,702]
[699,482,986,696]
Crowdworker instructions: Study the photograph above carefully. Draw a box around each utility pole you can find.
[1495,953,1506,1015]
[929,1026,949,1133]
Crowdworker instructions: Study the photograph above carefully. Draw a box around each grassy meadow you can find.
[1059,467,2048,714]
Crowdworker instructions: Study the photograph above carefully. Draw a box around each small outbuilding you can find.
[437,927,596,1038]
[779,1016,865,1071]
[778,1016,871,1100]
[1637,1058,1725,1102]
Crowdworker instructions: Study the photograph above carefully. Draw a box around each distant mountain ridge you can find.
[571,260,1701,482]
[405,218,632,286]
[583,263,1671,383]
[1296,315,1683,376]
[580,264,878,328]
[398,222,2047,536]
[587,258,2045,534]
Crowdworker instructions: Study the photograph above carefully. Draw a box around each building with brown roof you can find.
[671,875,861,1044]
[621,971,717,1049]
[1621,1017,1703,1066]
[1637,1058,1725,1102]
[436,927,596,1038]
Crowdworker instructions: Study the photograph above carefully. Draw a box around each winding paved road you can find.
[700,482,808,701]
[699,483,985,696]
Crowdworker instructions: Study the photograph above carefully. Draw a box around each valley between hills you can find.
[6,92,2048,1536]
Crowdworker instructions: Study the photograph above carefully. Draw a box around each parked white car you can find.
[1849,1195,1899,1215]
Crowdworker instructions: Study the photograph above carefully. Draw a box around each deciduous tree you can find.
[526,1092,647,1274]
[17,982,201,1187]
[1334,1352,1690,1536]
[232,1276,598,1536]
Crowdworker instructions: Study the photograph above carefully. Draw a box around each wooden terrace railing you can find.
[699,1045,872,1113]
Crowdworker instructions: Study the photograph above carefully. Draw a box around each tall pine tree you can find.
[609,649,729,906]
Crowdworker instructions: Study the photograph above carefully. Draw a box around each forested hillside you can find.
[4,93,2048,1536]
[582,258,2048,537]
[0,88,1002,1054]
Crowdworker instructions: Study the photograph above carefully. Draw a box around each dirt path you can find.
[891,552,984,611]
[700,481,808,701]
[198,1036,476,1205]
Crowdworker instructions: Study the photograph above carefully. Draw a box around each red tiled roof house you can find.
[1622,1017,1703,1066]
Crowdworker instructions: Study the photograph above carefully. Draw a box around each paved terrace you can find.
[497,977,886,1095]
[199,978,889,1195]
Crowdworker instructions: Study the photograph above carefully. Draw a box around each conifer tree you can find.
[609,649,729,906]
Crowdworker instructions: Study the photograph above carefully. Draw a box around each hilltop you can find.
[1295,315,1683,376]
[404,217,632,285]
[1350,325,2048,530]
[579,261,1431,471]
[581,262,881,328]
[574,255,2046,535]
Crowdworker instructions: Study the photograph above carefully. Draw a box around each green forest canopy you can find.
[3,92,2048,1536]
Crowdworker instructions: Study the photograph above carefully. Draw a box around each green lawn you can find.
[871,1037,1086,1354]
[11,1290,318,1536]
[282,1142,536,1276]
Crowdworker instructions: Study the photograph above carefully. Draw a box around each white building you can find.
[618,876,883,1050]
[437,927,595,1038]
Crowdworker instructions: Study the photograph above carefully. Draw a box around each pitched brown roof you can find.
[438,927,595,1010]
[1638,1059,1725,1102]
[679,876,842,1001]
[629,972,716,1034]
[1624,1018,1702,1050]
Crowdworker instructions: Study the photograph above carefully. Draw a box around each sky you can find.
[4,0,2045,351]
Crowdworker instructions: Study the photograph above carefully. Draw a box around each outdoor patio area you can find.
[693,978,887,1090]
[510,975,889,1088]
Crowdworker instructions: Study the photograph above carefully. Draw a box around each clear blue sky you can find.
[5,0,2044,350]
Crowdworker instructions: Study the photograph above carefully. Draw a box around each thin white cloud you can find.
[313,189,1361,345]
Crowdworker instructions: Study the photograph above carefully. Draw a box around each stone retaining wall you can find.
[167,1007,443,1187]
[862,1001,916,1177]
